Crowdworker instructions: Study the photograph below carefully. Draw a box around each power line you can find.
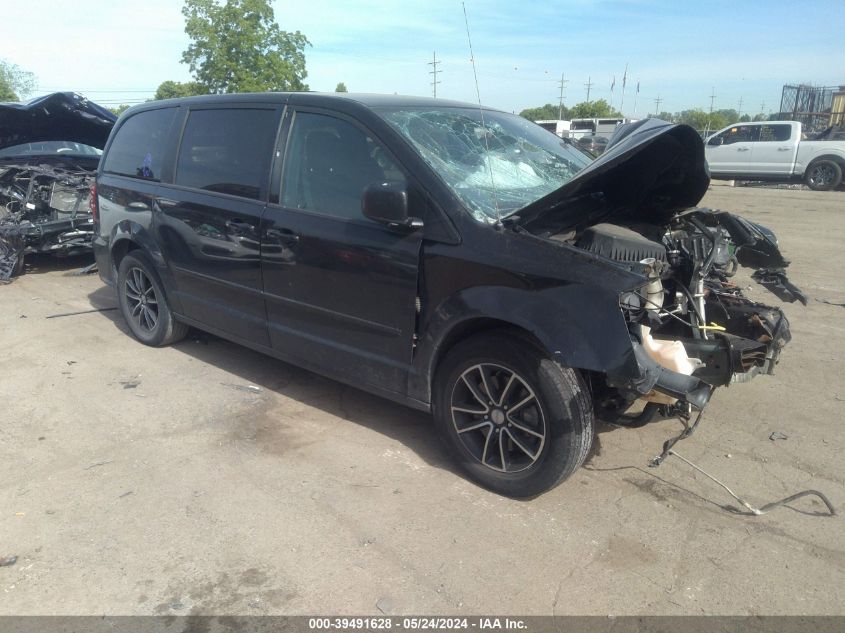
[427,51,441,98]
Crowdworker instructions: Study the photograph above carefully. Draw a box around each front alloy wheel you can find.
[450,363,546,473]
[433,331,594,498]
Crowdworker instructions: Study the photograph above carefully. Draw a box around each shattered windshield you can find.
[377,106,590,222]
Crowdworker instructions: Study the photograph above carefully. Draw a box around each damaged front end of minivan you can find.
[0,93,116,281]
[514,119,798,423]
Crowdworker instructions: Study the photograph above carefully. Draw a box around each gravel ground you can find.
[0,183,843,616]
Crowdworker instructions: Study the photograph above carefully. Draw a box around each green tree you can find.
[0,59,36,101]
[675,109,712,130]
[519,103,568,121]
[519,99,623,122]
[107,104,132,116]
[655,111,675,122]
[334,82,348,93]
[153,80,209,100]
[567,99,621,118]
[181,0,310,93]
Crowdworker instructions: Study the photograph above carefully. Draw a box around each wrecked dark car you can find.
[0,92,116,280]
[93,94,797,497]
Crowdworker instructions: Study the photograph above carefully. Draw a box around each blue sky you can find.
[3,0,841,117]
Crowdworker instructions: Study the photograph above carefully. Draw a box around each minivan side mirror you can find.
[362,181,423,230]
[708,136,723,146]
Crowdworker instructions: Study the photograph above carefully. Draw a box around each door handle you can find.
[777,147,791,151]
[225,218,252,230]
[156,198,178,208]
[737,147,750,152]
[128,201,150,210]
[266,228,300,243]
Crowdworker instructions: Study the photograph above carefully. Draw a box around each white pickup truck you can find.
[705,121,845,190]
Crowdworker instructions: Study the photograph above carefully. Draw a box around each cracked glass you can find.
[377,107,591,222]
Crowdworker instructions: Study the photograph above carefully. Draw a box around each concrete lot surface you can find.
[1,184,843,615]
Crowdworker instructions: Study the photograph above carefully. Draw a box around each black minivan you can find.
[93,93,792,497]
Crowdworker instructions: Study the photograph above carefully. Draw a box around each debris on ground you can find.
[84,460,113,470]
[45,306,117,319]
[769,431,789,441]
[375,597,395,614]
[222,382,262,393]
[0,555,17,567]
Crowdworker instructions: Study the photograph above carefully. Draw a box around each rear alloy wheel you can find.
[117,252,188,346]
[433,331,594,497]
[805,160,843,191]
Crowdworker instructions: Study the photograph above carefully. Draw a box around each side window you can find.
[281,111,405,220]
[102,108,177,181]
[174,108,279,200]
[720,125,758,145]
[759,124,792,142]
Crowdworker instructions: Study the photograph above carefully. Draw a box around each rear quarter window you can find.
[174,108,279,200]
[101,108,177,181]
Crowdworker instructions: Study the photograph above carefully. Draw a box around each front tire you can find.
[433,331,594,498]
[117,252,188,347]
[805,160,842,191]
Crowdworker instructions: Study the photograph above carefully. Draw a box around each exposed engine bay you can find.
[0,163,96,280]
[561,208,800,424]
[0,92,115,281]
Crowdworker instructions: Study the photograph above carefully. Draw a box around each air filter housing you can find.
[575,223,666,263]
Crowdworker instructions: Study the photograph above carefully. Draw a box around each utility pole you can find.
[760,100,766,119]
[706,87,717,134]
[557,73,569,120]
[427,51,441,98]
[654,95,663,115]
[737,96,743,120]
[584,76,594,103]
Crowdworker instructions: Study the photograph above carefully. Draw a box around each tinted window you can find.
[718,125,758,145]
[759,124,792,142]
[102,108,176,181]
[281,111,405,220]
[175,108,278,200]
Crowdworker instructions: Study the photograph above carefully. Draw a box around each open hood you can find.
[0,92,117,151]
[517,119,710,233]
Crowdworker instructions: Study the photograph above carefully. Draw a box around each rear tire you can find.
[433,331,594,498]
[805,160,842,191]
[117,252,188,347]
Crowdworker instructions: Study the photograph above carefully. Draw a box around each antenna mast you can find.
[461,2,500,224]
